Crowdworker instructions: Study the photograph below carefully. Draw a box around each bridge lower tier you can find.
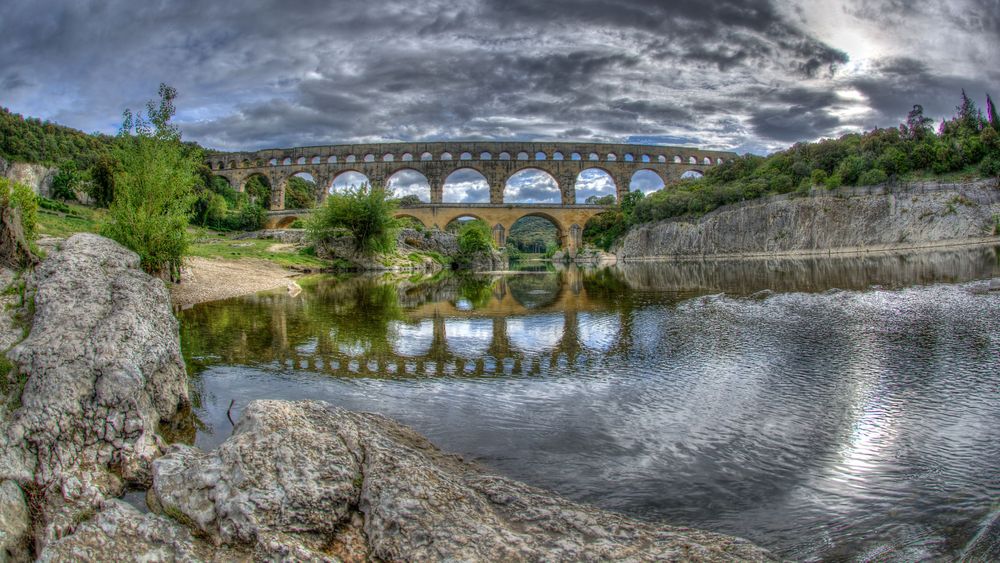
[266,204,613,253]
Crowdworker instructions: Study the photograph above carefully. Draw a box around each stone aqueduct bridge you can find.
[207,141,737,252]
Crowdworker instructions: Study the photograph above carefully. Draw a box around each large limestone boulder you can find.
[152,400,776,562]
[0,233,189,546]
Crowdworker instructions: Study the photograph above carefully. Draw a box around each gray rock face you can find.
[0,233,189,545]
[615,180,1000,260]
[0,159,56,199]
[153,400,776,562]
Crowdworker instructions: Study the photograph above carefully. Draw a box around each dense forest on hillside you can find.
[585,91,1000,250]
[0,107,115,166]
[508,216,559,253]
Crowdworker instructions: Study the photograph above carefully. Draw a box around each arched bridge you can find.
[207,141,736,253]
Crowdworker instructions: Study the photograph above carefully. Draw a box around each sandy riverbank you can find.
[170,256,302,307]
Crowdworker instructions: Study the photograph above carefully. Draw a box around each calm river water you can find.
[178,246,1000,561]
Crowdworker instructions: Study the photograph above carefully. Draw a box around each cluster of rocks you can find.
[0,233,781,561]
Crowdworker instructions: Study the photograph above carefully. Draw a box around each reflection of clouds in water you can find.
[389,320,433,357]
[577,312,618,352]
[509,314,564,353]
[445,319,492,358]
[295,337,318,354]
[338,341,368,357]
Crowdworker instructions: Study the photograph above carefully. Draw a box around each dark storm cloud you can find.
[0,0,992,154]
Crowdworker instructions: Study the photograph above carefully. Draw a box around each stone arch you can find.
[703,157,711,165]
[420,152,433,161]
[241,159,251,168]
[296,157,306,165]
[311,155,321,164]
[226,161,236,169]
[688,156,697,164]
[275,215,300,229]
[386,168,431,203]
[441,152,453,160]
[401,152,413,161]
[364,154,376,162]
[459,152,473,160]
[242,172,272,207]
[383,153,395,162]
[630,169,665,194]
[330,170,370,193]
[516,151,529,161]
[624,153,635,162]
[588,152,599,161]
[717,157,724,165]
[443,213,489,232]
[443,168,489,203]
[553,151,564,160]
[480,151,492,160]
[499,151,511,160]
[641,154,651,163]
[657,155,666,163]
[508,212,564,254]
[571,152,582,161]
[268,158,278,166]
[673,155,682,163]
[327,155,338,163]
[504,168,560,204]
[575,167,617,203]
[534,151,547,160]
[394,213,426,228]
[282,157,292,165]
[345,155,357,163]
[606,153,617,161]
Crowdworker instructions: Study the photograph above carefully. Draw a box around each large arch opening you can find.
[243,173,272,208]
[443,168,489,203]
[505,169,560,204]
[386,169,431,203]
[575,168,616,203]
[630,170,665,194]
[329,171,370,195]
[444,214,488,233]
[286,172,318,209]
[681,170,704,179]
[508,214,561,256]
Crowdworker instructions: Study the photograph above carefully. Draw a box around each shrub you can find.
[457,220,494,254]
[306,182,399,255]
[100,84,198,281]
[858,168,888,186]
[0,177,39,240]
[980,155,1000,177]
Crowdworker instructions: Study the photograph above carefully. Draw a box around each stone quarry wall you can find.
[615,179,1000,260]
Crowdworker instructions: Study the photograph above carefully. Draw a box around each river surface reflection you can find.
[179,246,1000,560]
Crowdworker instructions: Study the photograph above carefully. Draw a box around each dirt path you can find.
[170,256,301,307]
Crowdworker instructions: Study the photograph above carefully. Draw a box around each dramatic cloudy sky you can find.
[2,0,997,200]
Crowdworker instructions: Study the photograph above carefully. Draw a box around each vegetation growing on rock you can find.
[306,181,399,255]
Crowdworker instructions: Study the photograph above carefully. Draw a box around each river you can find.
[178,245,1000,561]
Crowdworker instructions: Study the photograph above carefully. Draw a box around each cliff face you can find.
[615,180,1000,260]
[0,158,55,198]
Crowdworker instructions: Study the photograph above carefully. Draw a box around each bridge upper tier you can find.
[206,141,738,209]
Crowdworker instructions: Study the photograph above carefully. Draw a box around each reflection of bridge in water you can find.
[247,269,636,378]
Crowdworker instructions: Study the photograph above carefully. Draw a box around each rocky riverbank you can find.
[615,179,1000,260]
[0,233,775,560]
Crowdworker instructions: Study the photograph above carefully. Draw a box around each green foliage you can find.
[981,155,1000,177]
[0,177,39,240]
[585,194,616,205]
[51,160,87,201]
[288,219,305,229]
[87,153,118,207]
[285,176,317,209]
[306,182,399,255]
[457,220,494,254]
[396,194,423,206]
[37,196,71,214]
[100,84,197,280]
[508,216,558,253]
[0,106,114,166]
[583,210,627,251]
[858,168,888,186]
[244,175,271,207]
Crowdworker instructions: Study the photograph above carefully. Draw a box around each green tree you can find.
[100,83,198,280]
[396,194,423,206]
[0,177,39,241]
[986,94,999,130]
[457,219,494,253]
[51,160,87,201]
[306,182,399,254]
[585,194,616,205]
[285,175,318,209]
[904,105,933,140]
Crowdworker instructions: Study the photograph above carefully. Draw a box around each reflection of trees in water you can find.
[507,272,562,309]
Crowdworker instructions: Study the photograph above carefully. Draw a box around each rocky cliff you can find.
[615,180,1000,260]
[0,159,55,199]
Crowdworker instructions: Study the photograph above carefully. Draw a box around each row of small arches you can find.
[211,152,728,170]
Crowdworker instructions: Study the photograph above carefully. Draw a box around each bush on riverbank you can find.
[306,181,399,254]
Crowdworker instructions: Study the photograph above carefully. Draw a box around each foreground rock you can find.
[149,400,776,562]
[0,233,190,551]
[616,179,1000,260]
